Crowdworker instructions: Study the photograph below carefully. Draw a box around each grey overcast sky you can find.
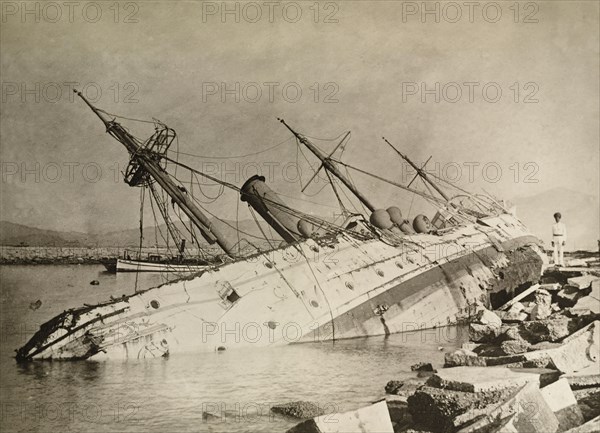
[1,1,598,234]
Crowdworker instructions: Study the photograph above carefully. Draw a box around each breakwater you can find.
[0,246,209,265]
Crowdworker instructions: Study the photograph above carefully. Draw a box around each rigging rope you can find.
[168,136,294,160]
[134,186,146,293]
[97,108,158,125]
[330,157,448,206]
[248,206,275,249]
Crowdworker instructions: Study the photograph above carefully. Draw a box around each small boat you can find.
[102,251,209,273]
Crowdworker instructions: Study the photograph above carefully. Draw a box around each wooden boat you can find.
[102,251,209,273]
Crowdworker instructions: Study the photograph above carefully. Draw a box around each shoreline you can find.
[1,245,598,266]
[0,245,194,266]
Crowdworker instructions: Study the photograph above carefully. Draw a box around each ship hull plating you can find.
[16,214,544,361]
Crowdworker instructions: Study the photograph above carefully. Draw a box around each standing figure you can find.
[551,212,567,266]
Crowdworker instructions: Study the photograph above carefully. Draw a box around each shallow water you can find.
[0,265,468,432]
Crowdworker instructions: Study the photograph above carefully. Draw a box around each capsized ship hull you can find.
[16,213,544,361]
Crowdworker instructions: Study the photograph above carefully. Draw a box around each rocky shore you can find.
[277,258,600,433]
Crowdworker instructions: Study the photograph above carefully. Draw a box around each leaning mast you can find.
[75,90,237,258]
[382,137,450,202]
[278,118,376,212]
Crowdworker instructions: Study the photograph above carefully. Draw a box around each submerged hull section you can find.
[16,214,544,361]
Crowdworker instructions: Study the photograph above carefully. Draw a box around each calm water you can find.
[0,265,468,433]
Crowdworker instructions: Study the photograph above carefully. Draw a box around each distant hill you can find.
[0,221,95,247]
[99,219,281,248]
[3,187,597,251]
[0,219,280,248]
[511,187,599,251]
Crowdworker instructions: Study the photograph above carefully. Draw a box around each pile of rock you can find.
[451,271,599,362]
[281,267,599,433]
[380,320,599,433]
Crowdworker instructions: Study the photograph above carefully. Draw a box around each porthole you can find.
[345,281,354,290]
[376,269,385,277]
[264,262,273,269]
[395,261,404,269]
[150,300,160,309]
[310,300,319,308]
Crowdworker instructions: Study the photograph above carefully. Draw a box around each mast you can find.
[278,118,376,212]
[382,137,450,202]
[75,90,237,258]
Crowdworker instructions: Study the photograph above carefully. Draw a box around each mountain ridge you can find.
[2,187,598,250]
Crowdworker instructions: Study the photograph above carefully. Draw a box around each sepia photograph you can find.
[1,1,599,432]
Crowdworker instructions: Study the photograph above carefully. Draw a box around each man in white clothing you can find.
[551,212,567,266]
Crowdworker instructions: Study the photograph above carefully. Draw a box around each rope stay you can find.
[98,103,508,264]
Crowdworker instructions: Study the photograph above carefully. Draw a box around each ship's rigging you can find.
[14,91,545,361]
[75,90,509,267]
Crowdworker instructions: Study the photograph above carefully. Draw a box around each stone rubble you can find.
[284,262,600,433]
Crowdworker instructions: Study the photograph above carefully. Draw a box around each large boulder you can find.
[474,309,503,327]
[575,391,600,422]
[426,366,559,393]
[517,316,573,343]
[540,283,562,292]
[407,386,488,432]
[411,362,435,372]
[530,289,553,320]
[570,280,600,316]
[540,378,585,431]
[272,401,326,419]
[456,382,559,433]
[563,415,600,433]
[444,348,484,367]
[286,400,393,433]
[500,339,532,355]
[530,303,552,320]
[469,323,502,343]
[516,321,599,374]
[504,302,529,322]
[384,377,428,400]
[384,396,413,432]
[558,285,584,308]
[567,275,598,290]
[545,321,600,374]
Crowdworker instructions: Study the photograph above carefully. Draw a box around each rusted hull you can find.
[15,214,545,361]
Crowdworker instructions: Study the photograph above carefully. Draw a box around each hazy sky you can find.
[1,1,598,235]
